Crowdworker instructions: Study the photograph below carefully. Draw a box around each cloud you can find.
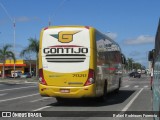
[105,32,118,40]
[124,35,155,45]
[16,16,39,22]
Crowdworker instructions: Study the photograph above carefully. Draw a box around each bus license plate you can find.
[60,89,70,93]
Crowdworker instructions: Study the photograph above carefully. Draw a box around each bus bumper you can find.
[39,83,96,98]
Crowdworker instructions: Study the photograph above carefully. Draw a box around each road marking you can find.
[0,93,39,103]
[134,85,139,88]
[121,88,143,112]
[25,81,38,84]
[32,106,51,111]
[124,85,129,88]
[144,86,148,88]
[0,93,7,96]
[15,83,22,85]
[0,86,36,92]
[30,97,50,103]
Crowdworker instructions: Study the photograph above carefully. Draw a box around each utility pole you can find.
[13,18,16,78]
[48,16,51,26]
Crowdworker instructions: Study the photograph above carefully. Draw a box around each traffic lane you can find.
[129,75,150,83]
[0,83,55,111]
[31,88,152,118]
[0,88,136,112]
[0,94,54,111]
[0,82,34,90]
[34,78,150,112]
[122,76,151,90]
[33,89,136,112]
[0,92,153,120]
[28,90,138,120]
[115,89,154,120]
[118,77,154,120]
[125,74,150,82]
[126,89,152,111]
[0,84,38,100]
[40,89,153,120]
[0,81,136,111]
[0,77,153,118]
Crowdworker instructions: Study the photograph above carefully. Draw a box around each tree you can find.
[20,38,39,77]
[0,44,16,78]
[126,57,144,71]
[21,51,32,75]
[133,62,141,70]
[126,58,134,71]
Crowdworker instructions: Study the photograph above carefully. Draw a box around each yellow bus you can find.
[39,26,126,102]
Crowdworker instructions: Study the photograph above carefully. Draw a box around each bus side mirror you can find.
[148,49,154,61]
[121,54,126,64]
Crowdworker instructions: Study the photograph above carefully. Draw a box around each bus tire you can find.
[115,78,121,93]
[56,97,65,103]
[97,81,107,102]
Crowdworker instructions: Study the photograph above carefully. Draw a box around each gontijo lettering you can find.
[43,46,88,54]
[43,45,88,63]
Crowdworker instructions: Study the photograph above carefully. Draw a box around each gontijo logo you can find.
[43,31,89,63]
[50,31,80,43]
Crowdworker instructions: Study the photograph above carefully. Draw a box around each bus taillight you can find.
[84,69,95,86]
[39,69,47,85]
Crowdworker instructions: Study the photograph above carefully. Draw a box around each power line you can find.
[0,2,13,22]
[0,2,16,77]
[49,0,68,26]
[54,0,67,16]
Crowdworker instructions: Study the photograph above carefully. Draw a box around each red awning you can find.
[0,64,26,67]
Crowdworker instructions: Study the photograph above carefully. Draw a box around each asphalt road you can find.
[0,75,154,120]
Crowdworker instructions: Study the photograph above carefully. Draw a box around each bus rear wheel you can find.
[97,82,107,102]
[115,78,121,93]
[56,97,65,103]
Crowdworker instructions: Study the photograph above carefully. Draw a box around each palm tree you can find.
[126,58,134,71]
[20,38,39,77]
[0,44,16,78]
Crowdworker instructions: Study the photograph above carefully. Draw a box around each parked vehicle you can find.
[11,71,22,78]
[137,69,141,74]
[20,72,32,78]
[129,72,141,78]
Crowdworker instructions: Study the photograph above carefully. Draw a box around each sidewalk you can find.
[0,77,38,84]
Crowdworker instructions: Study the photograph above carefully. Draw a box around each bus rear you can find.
[39,26,96,99]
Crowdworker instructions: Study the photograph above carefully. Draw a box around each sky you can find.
[0,0,159,68]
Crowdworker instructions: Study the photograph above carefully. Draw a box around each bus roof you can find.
[41,25,121,52]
